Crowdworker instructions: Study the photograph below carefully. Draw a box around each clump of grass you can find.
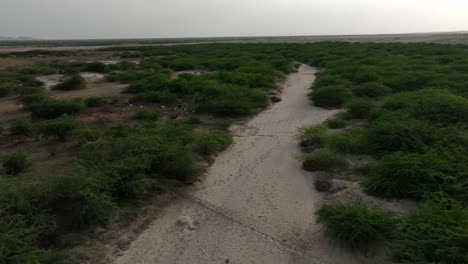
[326,129,369,154]
[353,82,391,98]
[301,149,349,172]
[40,115,79,140]
[26,98,85,119]
[84,96,109,107]
[311,85,352,108]
[326,117,347,129]
[298,125,328,148]
[9,118,34,136]
[53,74,86,91]
[2,151,31,175]
[345,98,374,119]
[195,130,233,156]
[134,109,160,121]
[317,203,398,250]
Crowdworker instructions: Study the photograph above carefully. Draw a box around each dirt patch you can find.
[36,74,65,90]
[171,70,215,80]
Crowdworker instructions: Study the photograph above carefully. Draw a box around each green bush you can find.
[298,125,328,148]
[383,89,468,124]
[9,118,34,136]
[326,117,347,129]
[53,74,86,91]
[40,115,79,140]
[83,62,108,73]
[134,109,160,121]
[353,82,391,98]
[311,85,352,108]
[2,151,31,175]
[367,113,435,156]
[17,90,47,105]
[395,198,468,264]
[131,91,177,104]
[326,129,369,154]
[83,96,109,107]
[301,150,349,172]
[345,98,374,119]
[26,99,85,119]
[361,151,452,199]
[317,203,398,250]
[195,130,233,156]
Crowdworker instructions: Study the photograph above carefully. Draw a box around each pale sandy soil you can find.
[110,65,385,264]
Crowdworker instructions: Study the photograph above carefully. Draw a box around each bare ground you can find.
[106,65,385,264]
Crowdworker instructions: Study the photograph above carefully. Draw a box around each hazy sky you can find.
[1,0,468,39]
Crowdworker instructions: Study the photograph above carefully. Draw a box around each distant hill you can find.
[0,36,38,41]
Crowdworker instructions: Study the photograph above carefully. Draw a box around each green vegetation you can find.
[325,116,347,129]
[134,109,160,121]
[9,117,34,136]
[83,96,110,107]
[2,42,468,263]
[317,203,398,250]
[301,150,349,172]
[2,151,31,175]
[25,98,85,119]
[40,115,79,140]
[53,75,86,91]
[195,130,233,156]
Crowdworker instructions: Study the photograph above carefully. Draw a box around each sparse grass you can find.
[301,149,349,172]
[317,203,398,250]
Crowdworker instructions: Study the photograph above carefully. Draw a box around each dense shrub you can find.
[2,151,31,175]
[311,85,352,107]
[301,150,349,172]
[26,99,85,119]
[83,62,108,73]
[353,82,391,98]
[395,198,468,264]
[362,151,452,199]
[367,113,435,156]
[326,129,369,154]
[326,116,347,129]
[298,125,328,148]
[317,203,398,250]
[345,98,374,119]
[134,109,160,121]
[195,130,233,156]
[84,96,109,107]
[383,89,468,124]
[53,74,86,91]
[40,115,79,140]
[9,118,34,136]
[131,91,177,104]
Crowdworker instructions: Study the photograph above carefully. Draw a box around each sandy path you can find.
[113,65,364,264]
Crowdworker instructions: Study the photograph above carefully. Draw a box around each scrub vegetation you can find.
[1,42,468,263]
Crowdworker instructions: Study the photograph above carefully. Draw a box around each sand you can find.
[111,65,377,264]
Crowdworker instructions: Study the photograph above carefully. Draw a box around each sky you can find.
[1,0,468,39]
